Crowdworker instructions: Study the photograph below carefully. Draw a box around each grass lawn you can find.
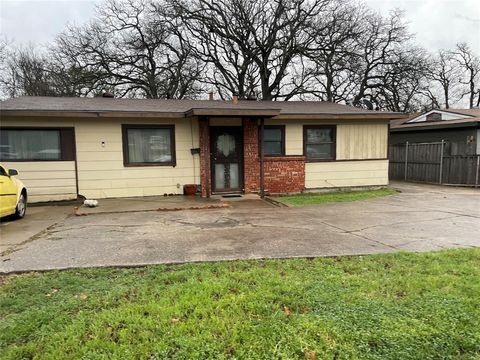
[1,249,479,359]
[276,188,398,206]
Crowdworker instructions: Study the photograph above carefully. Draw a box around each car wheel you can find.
[14,192,27,219]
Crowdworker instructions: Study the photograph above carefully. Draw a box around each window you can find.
[122,125,176,166]
[262,125,285,156]
[0,128,75,161]
[303,125,336,161]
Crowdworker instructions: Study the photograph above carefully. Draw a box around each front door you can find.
[210,127,243,193]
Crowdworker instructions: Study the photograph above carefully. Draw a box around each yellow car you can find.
[0,164,27,219]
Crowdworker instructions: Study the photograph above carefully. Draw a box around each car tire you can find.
[14,192,27,219]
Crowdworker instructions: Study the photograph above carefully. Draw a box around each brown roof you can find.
[0,96,406,120]
[389,112,420,127]
[441,108,480,117]
[390,108,480,131]
[391,117,480,131]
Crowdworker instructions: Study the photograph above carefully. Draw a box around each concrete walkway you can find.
[1,182,479,273]
[75,195,227,215]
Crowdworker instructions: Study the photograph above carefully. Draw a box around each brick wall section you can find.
[264,156,305,194]
[200,118,306,196]
[243,118,260,193]
[199,119,211,197]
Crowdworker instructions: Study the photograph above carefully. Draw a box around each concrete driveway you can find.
[0,205,73,255]
[1,182,479,273]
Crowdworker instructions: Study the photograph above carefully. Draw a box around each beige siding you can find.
[1,161,76,202]
[336,123,388,160]
[265,119,388,159]
[265,119,389,189]
[2,116,390,199]
[74,117,200,199]
[305,160,389,188]
[1,116,200,200]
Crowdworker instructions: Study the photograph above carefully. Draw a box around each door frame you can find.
[209,126,244,194]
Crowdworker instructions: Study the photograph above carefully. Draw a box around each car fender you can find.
[12,176,26,204]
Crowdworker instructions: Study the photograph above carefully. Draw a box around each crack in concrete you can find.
[0,219,68,257]
[168,216,310,231]
[319,221,399,250]
[319,211,477,252]
[169,216,240,229]
[244,222,310,231]
[348,214,464,233]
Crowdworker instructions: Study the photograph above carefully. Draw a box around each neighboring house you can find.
[0,96,405,203]
[390,109,480,155]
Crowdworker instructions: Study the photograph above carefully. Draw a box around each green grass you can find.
[277,188,398,206]
[1,249,480,359]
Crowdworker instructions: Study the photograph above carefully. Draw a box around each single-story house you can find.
[390,109,480,155]
[0,96,405,203]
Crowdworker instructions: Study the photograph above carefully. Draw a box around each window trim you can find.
[303,125,336,162]
[261,125,286,157]
[122,124,176,167]
[0,127,75,162]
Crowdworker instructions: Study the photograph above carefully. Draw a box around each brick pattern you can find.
[199,119,211,197]
[199,118,306,196]
[264,156,305,194]
[243,118,260,193]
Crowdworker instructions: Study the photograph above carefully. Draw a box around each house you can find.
[390,109,480,155]
[0,96,405,203]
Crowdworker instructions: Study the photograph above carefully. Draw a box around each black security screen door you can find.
[210,127,243,192]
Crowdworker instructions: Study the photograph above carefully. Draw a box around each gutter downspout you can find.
[260,118,265,198]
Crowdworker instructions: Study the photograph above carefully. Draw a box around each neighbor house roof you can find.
[440,108,480,117]
[391,117,480,131]
[391,108,480,132]
[0,96,406,120]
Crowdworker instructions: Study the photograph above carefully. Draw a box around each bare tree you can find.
[376,46,430,112]
[304,0,364,102]
[349,9,411,107]
[55,0,203,99]
[453,42,480,108]
[172,0,328,101]
[425,50,463,109]
[2,0,478,110]
[0,45,56,98]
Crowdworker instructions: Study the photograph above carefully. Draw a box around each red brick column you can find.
[264,156,305,194]
[199,118,210,197]
[243,118,260,193]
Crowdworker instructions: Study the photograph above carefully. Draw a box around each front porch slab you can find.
[75,195,228,216]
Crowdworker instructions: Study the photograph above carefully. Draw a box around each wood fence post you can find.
[475,155,480,188]
[404,141,409,181]
[439,140,444,184]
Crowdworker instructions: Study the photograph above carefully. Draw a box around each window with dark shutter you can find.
[0,128,75,161]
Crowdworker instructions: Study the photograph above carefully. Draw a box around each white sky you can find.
[0,0,479,53]
[365,0,480,53]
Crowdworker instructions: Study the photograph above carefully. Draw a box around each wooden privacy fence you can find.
[389,141,480,186]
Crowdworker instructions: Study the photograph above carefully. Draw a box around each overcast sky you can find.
[0,0,479,53]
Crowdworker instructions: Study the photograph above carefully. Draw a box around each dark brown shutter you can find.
[60,128,75,161]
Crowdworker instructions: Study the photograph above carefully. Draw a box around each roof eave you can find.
[275,113,407,120]
[391,121,480,131]
[186,108,281,117]
[0,110,185,118]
